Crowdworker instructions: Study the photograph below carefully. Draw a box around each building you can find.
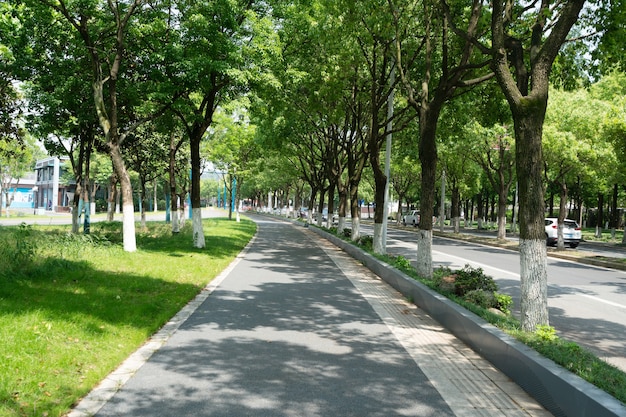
[0,172,37,211]
[33,156,75,213]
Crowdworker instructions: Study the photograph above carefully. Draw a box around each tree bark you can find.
[109,141,136,252]
[416,103,443,278]
[451,184,460,234]
[349,179,361,241]
[556,181,568,250]
[596,193,603,238]
[512,107,549,330]
[491,0,585,332]
[190,132,205,248]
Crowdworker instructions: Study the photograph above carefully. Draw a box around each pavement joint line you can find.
[306,228,553,417]
[66,233,257,417]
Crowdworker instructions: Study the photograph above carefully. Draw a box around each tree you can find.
[124,125,169,229]
[205,104,259,221]
[544,87,613,248]
[164,0,275,248]
[390,0,493,277]
[0,135,35,217]
[29,0,165,252]
[257,0,369,237]
[0,8,22,155]
[467,122,515,239]
[592,72,626,242]
[592,0,626,75]
[489,0,587,331]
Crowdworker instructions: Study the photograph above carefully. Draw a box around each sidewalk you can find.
[70,214,550,417]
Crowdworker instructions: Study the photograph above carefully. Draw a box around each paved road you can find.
[371,225,626,373]
[70,215,549,417]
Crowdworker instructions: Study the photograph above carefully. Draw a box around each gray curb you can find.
[309,226,626,417]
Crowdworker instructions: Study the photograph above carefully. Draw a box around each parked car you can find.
[402,210,420,227]
[545,217,581,248]
[322,208,339,225]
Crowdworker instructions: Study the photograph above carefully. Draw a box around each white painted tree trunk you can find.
[497,215,507,240]
[373,223,384,254]
[453,216,460,233]
[192,207,205,248]
[122,201,136,252]
[179,207,185,227]
[351,216,360,241]
[416,229,433,278]
[519,238,549,332]
[337,217,346,233]
[171,213,180,234]
[557,223,565,250]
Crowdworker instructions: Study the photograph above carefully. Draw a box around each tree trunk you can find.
[596,193,603,238]
[513,110,549,331]
[316,188,326,227]
[497,188,508,240]
[349,180,361,241]
[190,133,205,248]
[476,192,484,229]
[327,183,335,228]
[169,136,180,234]
[109,142,136,252]
[416,104,442,279]
[611,183,618,238]
[107,175,117,222]
[337,181,348,232]
[556,181,568,251]
[371,143,387,254]
[140,176,147,230]
[451,185,460,234]
[72,185,81,234]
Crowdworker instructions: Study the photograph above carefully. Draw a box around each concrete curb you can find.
[309,226,626,417]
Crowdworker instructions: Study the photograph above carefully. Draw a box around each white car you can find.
[545,218,581,248]
[402,210,420,227]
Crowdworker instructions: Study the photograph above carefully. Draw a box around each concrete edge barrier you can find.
[309,226,626,417]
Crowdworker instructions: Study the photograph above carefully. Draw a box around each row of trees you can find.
[1,0,624,332]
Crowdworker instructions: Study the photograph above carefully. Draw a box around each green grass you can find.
[0,218,256,417]
[582,228,625,244]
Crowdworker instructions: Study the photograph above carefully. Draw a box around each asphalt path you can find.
[92,216,458,416]
[371,225,626,373]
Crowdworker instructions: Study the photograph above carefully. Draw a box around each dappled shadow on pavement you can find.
[95,219,452,417]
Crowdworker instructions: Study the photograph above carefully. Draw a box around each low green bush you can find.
[454,264,498,296]
[357,235,373,250]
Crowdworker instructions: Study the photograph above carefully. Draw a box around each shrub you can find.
[454,264,498,296]
[494,292,513,315]
[357,235,373,250]
[464,289,495,309]
[393,255,413,271]
[430,266,455,293]
[342,228,352,237]
[535,325,558,342]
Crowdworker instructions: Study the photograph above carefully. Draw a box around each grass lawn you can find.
[0,218,256,417]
